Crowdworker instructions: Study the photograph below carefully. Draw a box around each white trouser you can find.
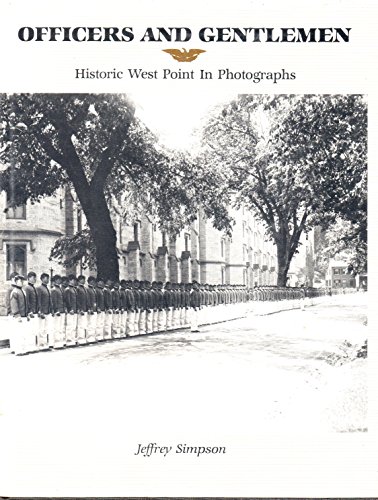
[173,308,181,328]
[27,316,38,352]
[37,316,49,350]
[103,310,113,339]
[119,311,126,337]
[95,311,105,341]
[152,310,159,332]
[65,313,78,346]
[86,312,97,343]
[126,310,135,336]
[52,313,65,348]
[139,310,146,335]
[146,310,153,333]
[158,310,166,331]
[166,307,174,330]
[179,307,185,326]
[11,317,31,355]
[112,311,121,338]
[190,308,200,332]
[77,312,88,344]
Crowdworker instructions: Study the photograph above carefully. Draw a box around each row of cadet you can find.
[6,271,327,356]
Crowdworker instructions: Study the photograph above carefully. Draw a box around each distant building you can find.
[1,190,284,314]
[325,260,356,289]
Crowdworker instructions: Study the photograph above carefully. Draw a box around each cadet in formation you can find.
[6,270,326,355]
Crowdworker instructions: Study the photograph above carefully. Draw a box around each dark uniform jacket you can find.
[10,285,27,318]
[125,289,135,311]
[156,290,165,310]
[86,285,97,311]
[36,283,52,314]
[76,284,88,312]
[133,289,142,309]
[51,285,65,313]
[111,288,121,310]
[183,290,191,308]
[144,289,154,310]
[24,282,39,314]
[119,288,127,310]
[64,285,77,313]
[151,289,159,310]
[96,286,105,312]
[103,286,113,310]
[190,289,201,308]
[164,289,174,308]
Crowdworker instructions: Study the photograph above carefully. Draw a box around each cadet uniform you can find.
[119,282,127,338]
[95,283,105,341]
[86,280,97,343]
[138,283,147,335]
[24,280,39,352]
[151,282,160,333]
[156,282,166,332]
[164,283,174,331]
[103,283,113,340]
[36,282,52,350]
[144,282,154,334]
[111,284,121,338]
[190,284,201,332]
[76,283,88,344]
[64,284,78,346]
[125,282,136,336]
[50,281,66,348]
[9,278,29,355]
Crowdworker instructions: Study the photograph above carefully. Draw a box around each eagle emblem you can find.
[162,48,206,62]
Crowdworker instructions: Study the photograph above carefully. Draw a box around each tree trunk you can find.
[86,190,119,280]
[276,240,291,287]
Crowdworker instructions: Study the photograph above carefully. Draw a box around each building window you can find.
[139,258,143,268]
[162,232,167,246]
[184,233,190,252]
[242,221,246,237]
[6,244,27,279]
[221,238,225,257]
[221,267,225,284]
[6,193,26,220]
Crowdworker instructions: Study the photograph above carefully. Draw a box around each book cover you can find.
[0,0,376,497]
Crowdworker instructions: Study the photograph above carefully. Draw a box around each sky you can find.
[128,91,237,151]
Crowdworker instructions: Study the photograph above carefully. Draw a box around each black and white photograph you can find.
[0,0,376,498]
[0,92,367,430]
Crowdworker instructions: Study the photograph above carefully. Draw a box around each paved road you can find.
[0,295,367,433]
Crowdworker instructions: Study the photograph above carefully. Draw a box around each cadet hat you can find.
[15,274,25,280]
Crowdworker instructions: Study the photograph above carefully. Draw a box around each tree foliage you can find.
[200,94,367,285]
[0,93,232,279]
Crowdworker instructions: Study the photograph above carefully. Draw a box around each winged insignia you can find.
[162,48,206,62]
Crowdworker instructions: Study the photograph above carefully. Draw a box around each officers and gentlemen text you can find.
[18,26,351,43]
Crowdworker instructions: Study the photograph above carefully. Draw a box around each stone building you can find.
[0,189,278,314]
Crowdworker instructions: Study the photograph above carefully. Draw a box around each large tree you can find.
[200,94,367,286]
[0,93,232,279]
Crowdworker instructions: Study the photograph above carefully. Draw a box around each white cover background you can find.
[0,0,377,497]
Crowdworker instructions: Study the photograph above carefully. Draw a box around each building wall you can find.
[0,190,66,314]
[3,192,320,314]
